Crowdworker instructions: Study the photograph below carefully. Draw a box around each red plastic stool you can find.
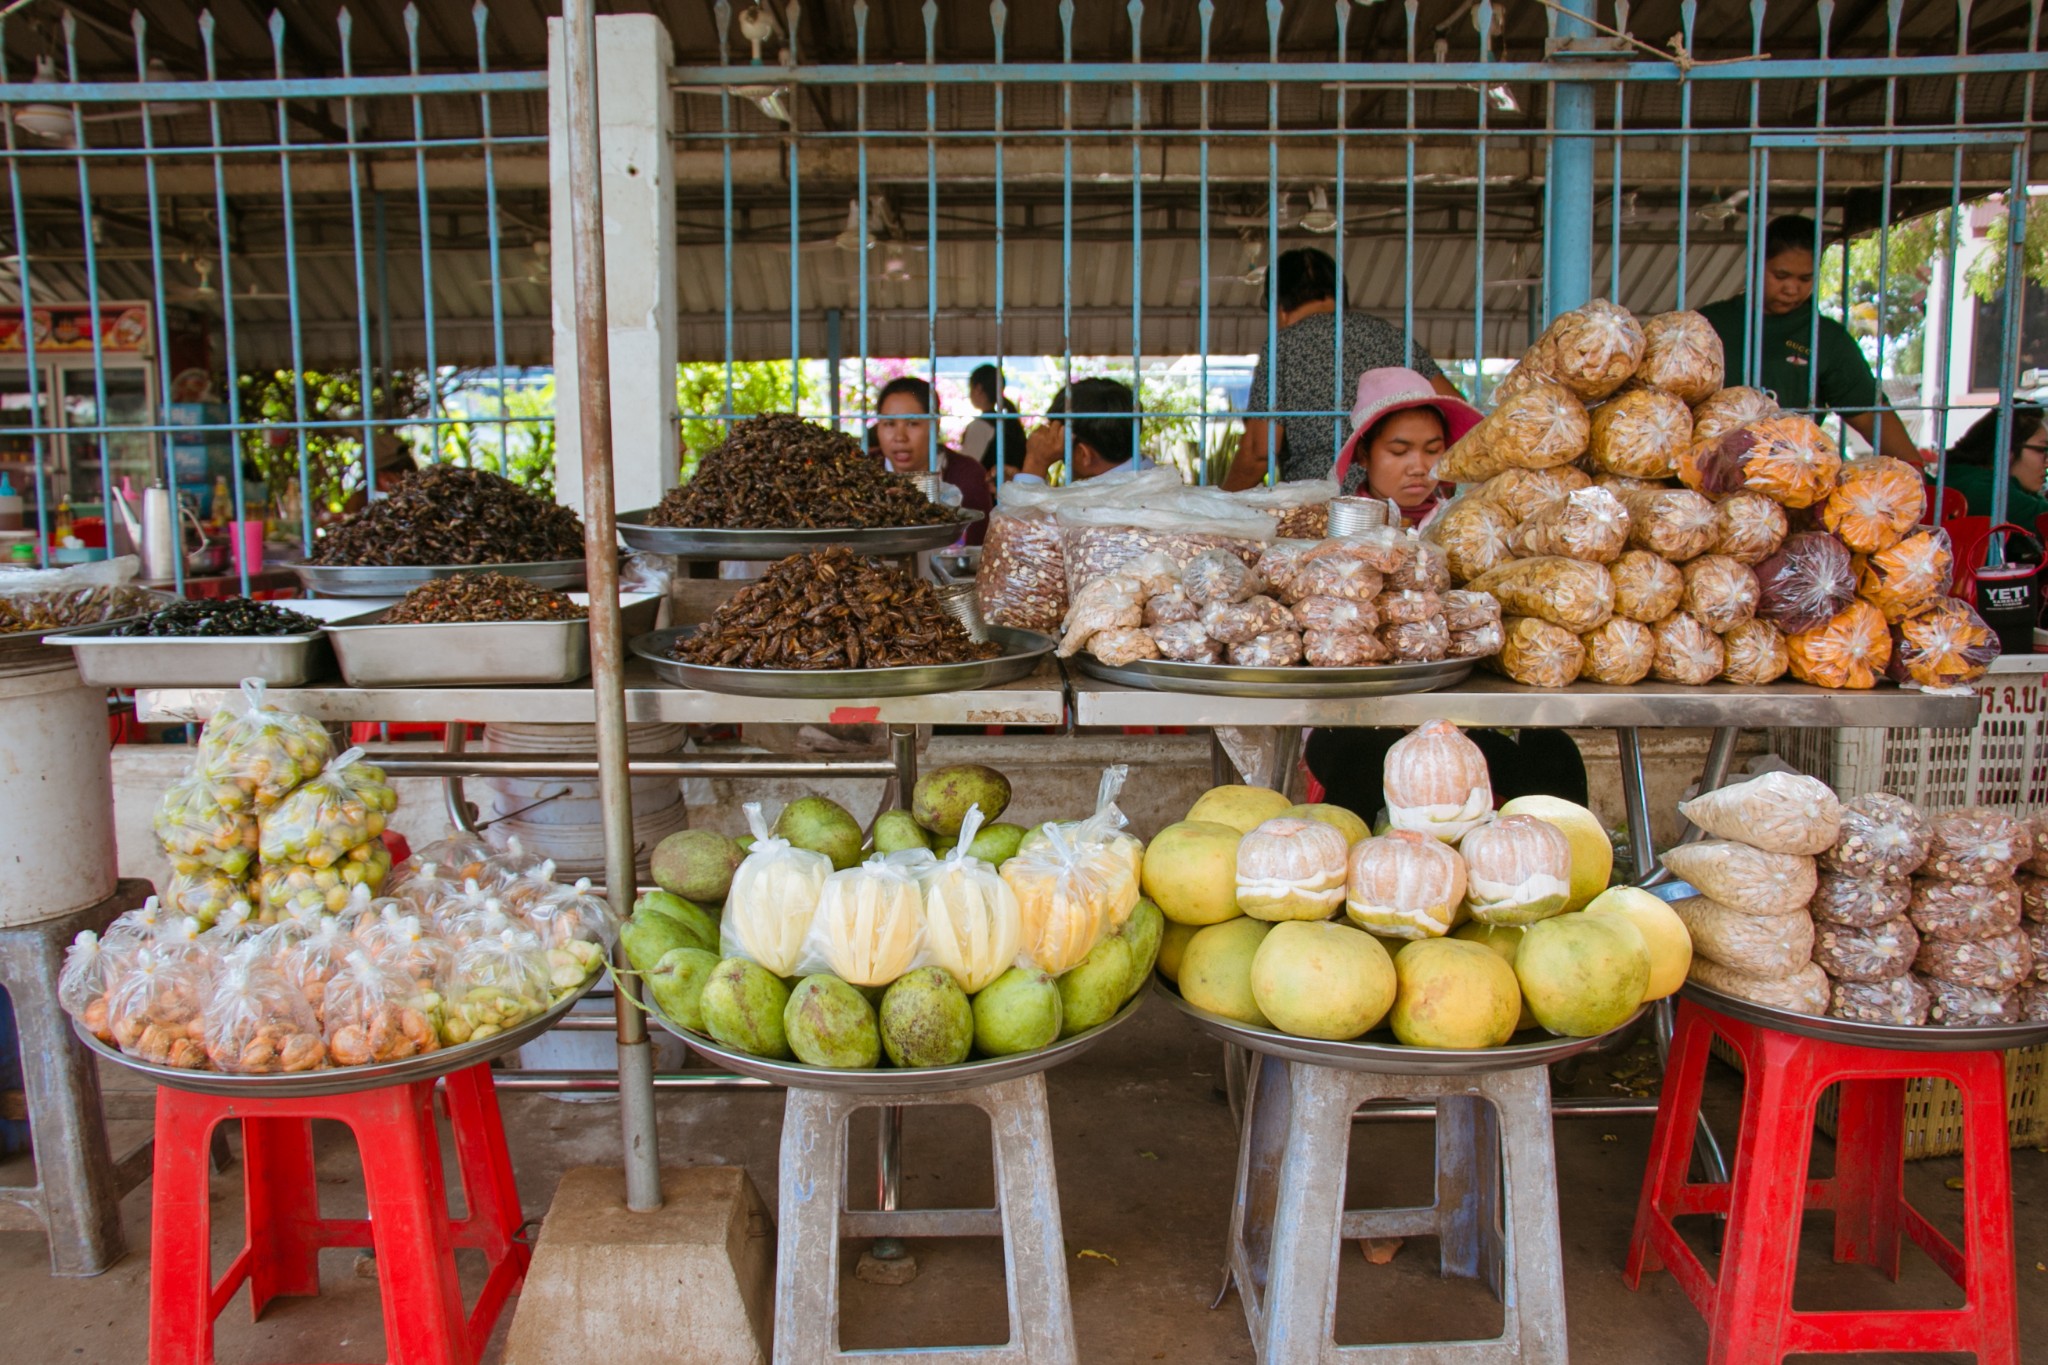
[1626,998,2019,1364]
[148,1062,529,1365]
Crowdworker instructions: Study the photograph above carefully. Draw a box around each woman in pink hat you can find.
[1332,366,1484,526]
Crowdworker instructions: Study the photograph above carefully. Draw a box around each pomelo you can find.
[1583,886,1692,1000]
[1388,938,1520,1049]
[1177,917,1273,1027]
[1496,795,1613,912]
[1141,820,1242,925]
[1282,802,1370,848]
[1250,920,1396,1040]
[1515,911,1651,1037]
[1186,785,1294,835]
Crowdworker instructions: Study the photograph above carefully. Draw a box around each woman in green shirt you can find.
[1942,403,2048,527]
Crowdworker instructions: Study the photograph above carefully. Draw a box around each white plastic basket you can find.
[1770,655,2048,812]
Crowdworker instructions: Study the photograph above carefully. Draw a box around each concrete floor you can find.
[4,1000,2046,1364]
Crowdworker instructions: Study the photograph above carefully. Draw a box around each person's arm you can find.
[1428,372,1466,402]
[1845,408,1926,467]
[1821,319,1924,467]
[1013,422,1066,485]
[1223,418,1278,491]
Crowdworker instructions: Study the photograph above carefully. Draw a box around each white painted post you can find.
[547,14,677,516]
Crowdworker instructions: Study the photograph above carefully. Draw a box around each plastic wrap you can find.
[720,802,830,977]
[2024,872,2048,923]
[1383,720,1493,841]
[1183,548,1259,605]
[2027,922,2048,982]
[1442,590,1501,632]
[800,853,930,987]
[1687,957,1832,1014]
[1579,617,1656,685]
[1679,555,1761,633]
[197,950,325,1074]
[318,950,439,1066]
[1888,598,2000,690]
[1650,610,1725,685]
[1472,465,1592,522]
[1611,550,1686,624]
[1754,532,1857,635]
[1425,497,1518,584]
[1829,975,1932,1025]
[1720,619,1790,685]
[1057,574,1144,658]
[1786,600,1892,690]
[1711,491,1790,566]
[978,509,1066,631]
[1811,917,1920,983]
[1916,928,2034,990]
[1089,627,1162,666]
[1678,770,1842,855]
[1672,895,1815,976]
[1822,457,1925,554]
[105,946,212,1067]
[1391,540,1452,594]
[1820,792,1932,879]
[1235,479,1341,535]
[1238,817,1352,921]
[256,747,396,869]
[194,679,336,812]
[1200,596,1294,645]
[1379,618,1450,663]
[1143,589,1199,627]
[1344,830,1470,939]
[1487,615,1585,686]
[1689,386,1780,448]
[1660,841,1817,917]
[1149,620,1220,662]
[1924,807,2032,885]
[1508,486,1631,563]
[1450,621,1506,660]
[1255,540,1320,603]
[1810,873,1914,927]
[1435,372,1592,483]
[1630,311,1725,403]
[1304,629,1391,667]
[1002,822,1121,975]
[2026,982,2048,1022]
[1588,387,1694,478]
[1057,493,1274,596]
[1229,630,1307,667]
[60,931,113,1041]
[396,836,496,890]
[256,840,393,917]
[1514,298,1646,401]
[1307,527,1407,572]
[918,808,1025,994]
[1928,979,2021,1026]
[1460,815,1574,926]
[1465,557,1614,632]
[1908,877,2022,941]
[1380,589,1441,626]
[1292,595,1379,633]
[1619,488,1718,562]
[443,926,553,1044]
[1684,415,1844,509]
[153,776,259,880]
[1859,532,1952,625]
[2023,817,2048,878]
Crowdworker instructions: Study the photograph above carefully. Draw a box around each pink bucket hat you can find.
[1334,367,1484,479]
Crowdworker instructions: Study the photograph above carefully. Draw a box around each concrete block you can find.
[503,1164,774,1365]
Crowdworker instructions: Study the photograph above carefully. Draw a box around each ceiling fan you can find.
[13,56,195,149]
[1183,235,1268,290]
[1695,189,1751,230]
[476,240,550,288]
[673,4,792,123]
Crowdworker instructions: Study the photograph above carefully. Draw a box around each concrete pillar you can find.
[548,14,677,516]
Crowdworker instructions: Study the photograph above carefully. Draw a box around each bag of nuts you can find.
[322,949,440,1067]
[105,944,213,1069]
[203,947,327,1074]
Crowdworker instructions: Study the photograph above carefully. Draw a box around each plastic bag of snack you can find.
[1686,956,1830,1014]
[1908,877,2021,941]
[1306,527,1406,573]
[1610,550,1685,624]
[1820,792,1931,879]
[443,925,553,1044]
[1681,415,1842,509]
[1753,532,1856,635]
[796,851,931,987]
[720,803,829,977]
[1304,630,1390,667]
[2026,982,2048,1021]
[1143,589,1199,627]
[105,944,212,1067]
[1786,600,1891,689]
[1928,979,2020,1026]
[1690,386,1779,447]
[1917,928,2034,991]
[914,808,1026,995]
[1669,889,1810,972]
[1292,595,1379,634]
[1720,619,1789,685]
[1680,555,1760,634]
[1442,590,1500,632]
[1859,528,1954,622]
[2026,921,2048,981]
[1508,486,1631,563]
[1660,840,1817,916]
[1830,975,1931,1025]
[316,949,437,1065]
[1472,465,1592,522]
[1619,488,1718,563]
[1057,574,1144,658]
[1465,557,1614,632]
[1183,548,1259,605]
[1579,617,1656,685]
[257,839,393,917]
[203,948,327,1074]
[1888,598,2000,690]
[2024,873,2048,923]
[1679,770,1842,854]
[1810,873,1913,927]
[1436,372,1592,482]
[351,909,456,1027]
[491,861,562,922]
[198,899,264,954]
[1002,822,1125,975]
[1812,917,1919,983]
[1650,610,1725,684]
[60,930,115,1041]
[194,679,335,813]
[1629,311,1725,403]
[1255,540,1320,602]
[1201,596,1294,646]
[161,867,248,928]
[1822,457,1925,554]
[1588,388,1693,478]
[1512,298,1645,401]
[1711,490,1790,566]
[392,834,493,889]
[153,775,260,879]
[1058,493,1274,596]
[1149,620,1220,663]
[1391,539,1452,594]
[1089,627,1162,667]
[1379,618,1449,663]
[1485,615,1585,687]
[1924,806,2032,885]
[1449,621,1506,660]
[1425,497,1518,584]
[2024,817,2048,878]
[1229,629,1306,667]
[978,506,1066,631]
[257,747,395,870]
[1380,589,1441,626]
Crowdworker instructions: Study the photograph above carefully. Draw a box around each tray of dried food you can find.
[49,597,384,688]
[621,412,973,559]
[0,583,179,672]
[327,575,661,687]
[290,464,588,595]
[1679,981,2048,1054]
[1069,651,1474,699]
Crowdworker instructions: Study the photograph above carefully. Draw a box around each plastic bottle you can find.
[0,472,20,531]
[52,495,72,542]
[208,475,232,527]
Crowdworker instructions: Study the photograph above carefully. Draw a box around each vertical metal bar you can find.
[1868,0,1907,438]
[0,24,52,567]
[1742,0,1767,390]
[1615,727,1657,883]
[130,13,182,594]
[199,14,249,593]
[992,1,1008,487]
[1198,0,1213,477]
[717,3,736,440]
[562,0,659,1212]
[375,192,394,400]
[1545,0,1594,319]
[1263,0,1279,485]
[787,5,803,410]
[1674,1,1696,311]
[855,4,870,430]
[341,12,380,509]
[1608,4,1626,303]
[1473,2,1493,398]
[1809,4,1834,430]
[406,7,443,467]
[269,14,314,554]
[475,2,512,476]
[1989,143,2028,533]
[925,0,939,459]
[61,12,118,575]
[1332,0,1348,470]
[1060,0,1076,482]
[1930,0,1972,481]
[1130,1,1145,437]
[1403,2,1417,373]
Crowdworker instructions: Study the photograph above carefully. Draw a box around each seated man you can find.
[1014,377,1149,485]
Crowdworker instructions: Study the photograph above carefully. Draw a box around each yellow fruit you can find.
[1249,921,1396,1040]
[1583,886,1693,999]
[1450,921,1539,1031]
[1496,794,1613,912]
[1282,802,1371,848]
[1177,918,1274,1026]
[1515,911,1651,1037]
[1157,920,1202,983]
[1186,785,1294,835]
[1388,938,1521,1049]
[1141,820,1243,926]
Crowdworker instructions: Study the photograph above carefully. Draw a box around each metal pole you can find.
[1543,0,1596,319]
[1615,727,1657,884]
[561,0,660,1214]
[874,723,919,1260]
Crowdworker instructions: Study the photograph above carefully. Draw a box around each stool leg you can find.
[1704,1030,1815,1365]
[1225,1049,1292,1329]
[1829,1077,1904,1278]
[441,1066,525,1256]
[1437,1090,1504,1296]
[1256,1062,1359,1365]
[351,1084,471,1365]
[984,1072,1078,1364]
[1627,1001,1714,1287]
[148,1091,222,1365]
[1957,1054,2020,1365]
[1488,1067,1570,1365]
[242,1116,322,1318]
[773,1087,849,1365]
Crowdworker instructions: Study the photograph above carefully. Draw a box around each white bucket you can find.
[0,664,117,925]
[477,722,687,877]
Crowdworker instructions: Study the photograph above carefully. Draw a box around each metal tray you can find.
[1071,651,1475,699]
[0,586,179,673]
[327,592,660,687]
[1155,977,1650,1076]
[615,509,979,561]
[284,558,588,598]
[631,624,1053,698]
[49,599,383,688]
[75,973,597,1098]
[646,990,1144,1095]
[1679,982,2048,1053]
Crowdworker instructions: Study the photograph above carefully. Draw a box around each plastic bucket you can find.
[0,664,117,924]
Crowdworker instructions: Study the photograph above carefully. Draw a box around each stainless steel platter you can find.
[1071,651,1475,699]
[646,991,1144,1095]
[631,624,1053,698]
[284,558,588,597]
[615,509,980,561]
[0,586,178,673]
[327,592,660,687]
[1156,977,1649,1076]
[75,973,597,1098]
[50,598,382,688]
[1678,982,2048,1053]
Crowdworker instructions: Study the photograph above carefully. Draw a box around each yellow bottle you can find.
[209,475,232,526]
[52,496,73,542]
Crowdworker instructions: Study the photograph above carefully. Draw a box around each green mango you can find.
[633,890,720,949]
[878,967,973,1068]
[1119,898,1165,1003]
[622,911,703,975]
[1056,934,1135,1038]
[699,958,793,1059]
[775,796,865,871]
[871,810,933,855]
[965,821,1029,866]
[784,975,882,1069]
[645,947,721,1032]
[972,967,1062,1056]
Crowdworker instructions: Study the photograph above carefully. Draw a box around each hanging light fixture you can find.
[1300,186,1339,234]
[15,57,74,145]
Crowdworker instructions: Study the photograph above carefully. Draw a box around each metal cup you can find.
[910,471,946,503]
[1326,496,1393,536]
[934,582,989,641]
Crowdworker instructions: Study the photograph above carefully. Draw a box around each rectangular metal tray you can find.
[51,598,387,688]
[0,586,180,675]
[285,558,588,598]
[327,593,660,687]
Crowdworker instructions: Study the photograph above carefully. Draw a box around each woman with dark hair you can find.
[960,363,1027,477]
[1943,403,2048,526]
[872,375,992,545]
[1332,367,1482,525]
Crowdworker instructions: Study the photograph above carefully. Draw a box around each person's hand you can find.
[1022,422,1064,480]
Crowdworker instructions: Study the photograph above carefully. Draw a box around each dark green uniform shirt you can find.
[1942,461,2048,529]
[1698,296,1886,419]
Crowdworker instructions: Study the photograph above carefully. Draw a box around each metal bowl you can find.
[1070,651,1474,699]
[647,991,1146,1095]
[1155,977,1649,1076]
[615,510,979,561]
[630,624,1053,698]
[1678,982,2048,1053]
[284,559,588,598]
[76,973,597,1098]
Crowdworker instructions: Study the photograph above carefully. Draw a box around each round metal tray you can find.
[630,624,1053,698]
[1679,982,2048,1053]
[647,991,1145,1095]
[615,510,979,560]
[1071,651,1474,699]
[284,559,588,598]
[1155,977,1649,1076]
[75,973,597,1098]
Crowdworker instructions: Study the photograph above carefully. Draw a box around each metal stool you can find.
[773,1070,1077,1364]
[0,880,152,1275]
[1223,1052,1569,1364]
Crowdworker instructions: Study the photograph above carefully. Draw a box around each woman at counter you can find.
[1940,402,2048,527]
[873,376,992,545]
[1331,367,1483,525]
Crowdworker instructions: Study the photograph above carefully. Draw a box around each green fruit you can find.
[774,796,866,871]
[1142,821,1242,926]
[1250,921,1397,1040]
[621,911,705,975]
[965,821,1028,866]
[1157,920,1200,984]
[650,829,747,906]
[644,947,721,1032]
[736,835,756,853]
[1388,938,1521,1050]
[631,891,720,952]
[699,958,793,1059]
[871,810,933,855]
[1583,887,1692,1000]
[1514,911,1651,1038]
[1057,934,1134,1038]
[1119,899,1165,1002]
[1178,918,1274,1027]
[911,765,1013,838]
[1186,785,1293,835]
[1282,802,1370,847]
[879,966,974,1067]
[1451,922,1538,1031]
[972,967,1062,1056]
[783,975,882,1069]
